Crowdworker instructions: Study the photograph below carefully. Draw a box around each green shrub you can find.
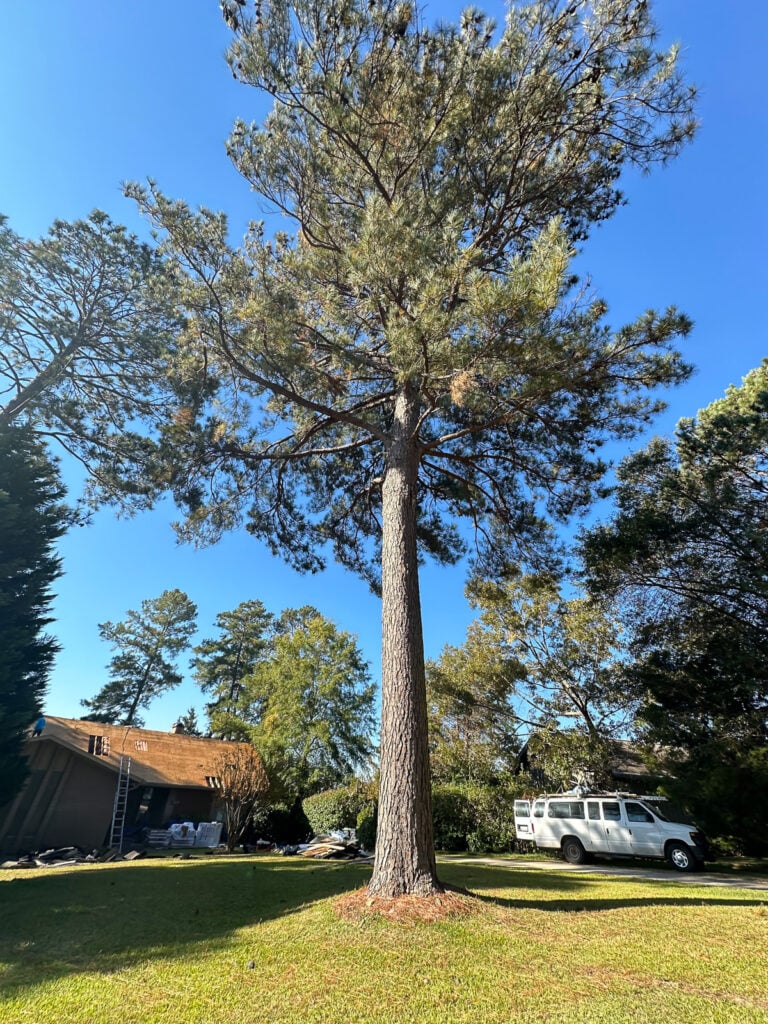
[432,777,535,853]
[462,784,517,853]
[259,800,312,844]
[356,804,377,851]
[302,787,360,835]
[432,785,474,851]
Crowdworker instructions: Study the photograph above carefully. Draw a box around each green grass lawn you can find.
[439,849,768,876]
[1,856,767,1024]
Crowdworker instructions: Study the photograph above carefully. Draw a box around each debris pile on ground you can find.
[1,846,98,869]
[282,829,369,860]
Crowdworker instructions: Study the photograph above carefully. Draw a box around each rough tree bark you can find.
[369,385,441,897]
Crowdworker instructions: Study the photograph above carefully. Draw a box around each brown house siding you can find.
[40,754,117,850]
[0,739,115,852]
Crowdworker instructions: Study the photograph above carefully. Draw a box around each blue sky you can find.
[1,1,766,731]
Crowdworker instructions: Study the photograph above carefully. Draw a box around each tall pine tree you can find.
[129,0,696,896]
[81,589,198,726]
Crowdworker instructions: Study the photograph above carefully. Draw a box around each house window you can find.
[88,735,110,756]
[205,776,222,789]
[135,740,148,751]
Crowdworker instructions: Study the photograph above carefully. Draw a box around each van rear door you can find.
[514,800,534,841]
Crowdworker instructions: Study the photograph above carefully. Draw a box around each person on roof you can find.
[32,715,46,737]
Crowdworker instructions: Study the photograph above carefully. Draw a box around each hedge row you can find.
[302,779,533,853]
[432,781,534,853]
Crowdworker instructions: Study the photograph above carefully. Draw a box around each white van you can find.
[513,792,706,871]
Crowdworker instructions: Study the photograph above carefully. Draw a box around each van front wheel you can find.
[562,837,587,865]
[666,841,698,872]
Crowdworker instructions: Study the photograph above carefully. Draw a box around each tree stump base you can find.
[334,884,481,924]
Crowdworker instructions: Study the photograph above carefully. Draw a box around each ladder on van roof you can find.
[109,756,132,852]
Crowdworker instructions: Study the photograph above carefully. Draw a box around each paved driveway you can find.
[442,856,768,890]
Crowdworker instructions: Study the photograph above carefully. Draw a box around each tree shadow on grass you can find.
[438,863,768,913]
[0,856,371,994]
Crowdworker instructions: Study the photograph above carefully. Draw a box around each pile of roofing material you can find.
[168,822,196,847]
[1,846,97,869]
[194,821,223,848]
[146,829,173,848]
[297,833,363,860]
[145,822,223,849]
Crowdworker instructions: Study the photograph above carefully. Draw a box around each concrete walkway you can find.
[441,855,768,890]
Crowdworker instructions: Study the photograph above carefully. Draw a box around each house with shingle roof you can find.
[0,717,255,854]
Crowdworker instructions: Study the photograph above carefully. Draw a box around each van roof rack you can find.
[529,791,668,801]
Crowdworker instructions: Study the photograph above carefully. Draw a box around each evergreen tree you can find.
[129,0,695,895]
[176,706,203,736]
[0,211,181,507]
[81,589,198,726]
[191,600,274,736]
[221,607,376,801]
[0,425,70,807]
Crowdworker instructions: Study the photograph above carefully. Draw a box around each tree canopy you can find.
[0,211,181,506]
[428,572,627,787]
[212,606,376,802]
[127,0,695,895]
[0,425,70,807]
[81,589,198,726]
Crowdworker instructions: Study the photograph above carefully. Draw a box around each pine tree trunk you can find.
[368,385,442,898]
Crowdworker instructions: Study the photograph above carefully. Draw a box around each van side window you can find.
[602,801,621,821]
[625,801,654,823]
[548,801,585,819]
[533,801,545,818]
[587,801,600,820]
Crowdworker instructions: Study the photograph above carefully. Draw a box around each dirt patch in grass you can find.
[335,884,483,924]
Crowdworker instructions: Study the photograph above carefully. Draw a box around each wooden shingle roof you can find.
[38,717,252,789]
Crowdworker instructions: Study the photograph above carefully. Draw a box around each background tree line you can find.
[421,361,768,855]
[80,594,376,813]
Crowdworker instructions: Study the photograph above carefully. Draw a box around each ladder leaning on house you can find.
[109,756,132,852]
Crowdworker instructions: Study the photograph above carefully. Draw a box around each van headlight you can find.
[689,831,703,845]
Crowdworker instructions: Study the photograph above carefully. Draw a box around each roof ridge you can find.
[46,716,246,745]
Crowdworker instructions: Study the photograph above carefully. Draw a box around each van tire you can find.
[666,841,698,872]
[562,837,587,865]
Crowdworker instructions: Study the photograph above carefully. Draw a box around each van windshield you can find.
[645,802,670,822]
[644,801,692,824]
